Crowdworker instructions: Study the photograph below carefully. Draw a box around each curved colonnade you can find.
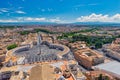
[5,41,70,66]
[12,41,70,57]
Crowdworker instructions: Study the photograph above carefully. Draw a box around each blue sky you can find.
[0,0,120,23]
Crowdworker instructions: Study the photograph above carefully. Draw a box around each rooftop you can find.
[94,61,120,78]
[85,71,114,80]
[74,48,103,61]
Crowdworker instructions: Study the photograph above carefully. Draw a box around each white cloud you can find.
[18,7,23,9]
[76,13,120,23]
[0,17,46,23]
[39,8,53,12]
[0,12,3,14]
[74,4,85,7]
[24,17,46,21]
[1,14,120,23]
[49,17,61,23]
[112,14,120,22]
[0,8,9,12]
[1,10,8,12]
[74,3,98,7]
[0,19,18,23]
[48,8,53,12]
[0,17,64,23]
[88,3,98,6]
[41,9,45,12]
[15,10,26,14]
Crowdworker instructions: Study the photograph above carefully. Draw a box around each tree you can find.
[7,44,18,50]
[105,76,109,80]
[19,31,30,35]
[98,74,103,80]
[95,42,102,49]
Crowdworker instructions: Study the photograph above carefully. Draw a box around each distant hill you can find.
[0,22,120,26]
[72,22,120,26]
[0,22,57,26]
